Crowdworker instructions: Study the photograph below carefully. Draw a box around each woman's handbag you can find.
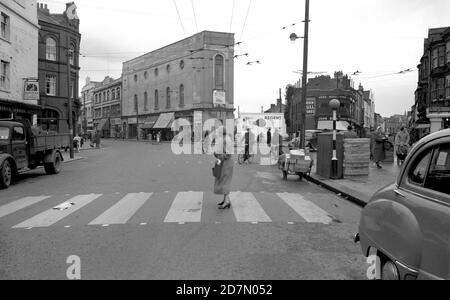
[212,161,222,179]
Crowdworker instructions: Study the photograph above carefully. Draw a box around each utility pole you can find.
[279,88,282,113]
[66,35,74,159]
[300,0,310,149]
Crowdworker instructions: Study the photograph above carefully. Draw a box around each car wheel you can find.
[44,153,62,175]
[381,259,400,280]
[0,160,12,189]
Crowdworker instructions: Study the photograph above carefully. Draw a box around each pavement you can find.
[306,152,400,206]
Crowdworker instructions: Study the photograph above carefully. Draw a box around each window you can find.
[70,80,75,98]
[69,44,75,65]
[438,46,445,67]
[134,95,138,112]
[166,64,171,73]
[425,144,450,195]
[12,127,25,141]
[214,54,224,90]
[179,84,184,107]
[95,94,98,104]
[103,92,106,102]
[0,60,9,90]
[144,71,148,79]
[155,68,158,76]
[107,91,110,101]
[116,88,121,99]
[432,48,438,69]
[134,74,138,83]
[409,150,432,186]
[0,127,9,140]
[447,41,450,64]
[166,87,171,108]
[144,92,148,111]
[180,60,185,69]
[45,74,57,96]
[46,37,57,61]
[155,90,159,110]
[446,75,450,99]
[1,13,10,40]
[112,89,116,100]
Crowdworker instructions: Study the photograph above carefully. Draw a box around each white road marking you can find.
[89,193,152,225]
[0,196,50,219]
[12,194,102,228]
[277,193,333,224]
[229,192,272,223]
[164,192,203,223]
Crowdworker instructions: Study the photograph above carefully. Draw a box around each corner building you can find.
[122,31,235,140]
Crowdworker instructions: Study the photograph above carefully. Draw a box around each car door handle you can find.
[394,189,405,198]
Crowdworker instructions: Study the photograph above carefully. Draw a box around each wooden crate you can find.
[343,139,370,176]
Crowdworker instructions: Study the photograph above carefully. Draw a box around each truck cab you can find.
[0,121,29,170]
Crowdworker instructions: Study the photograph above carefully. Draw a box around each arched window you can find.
[179,84,184,107]
[155,90,159,110]
[107,90,110,101]
[112,89,116,100]
[166,87,171,108]
[134,94,138,112]
[46,37,57,61]
[214,54,224,90]
[103,92,106,102]
[144,91,148,111]
[116,87,121,99]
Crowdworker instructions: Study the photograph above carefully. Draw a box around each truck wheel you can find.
[44,153,62,175]
[0,160,12,189]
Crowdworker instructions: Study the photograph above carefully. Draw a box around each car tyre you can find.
[44,153,62,175]
[0,160,12,189]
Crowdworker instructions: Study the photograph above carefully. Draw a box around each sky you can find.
[43,0,450,118]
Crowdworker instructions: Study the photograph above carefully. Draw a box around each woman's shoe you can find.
[376,163,382,169]
[219,201,231,209]
[217,200,225,206]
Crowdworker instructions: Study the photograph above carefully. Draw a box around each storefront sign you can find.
[23,79,39,100]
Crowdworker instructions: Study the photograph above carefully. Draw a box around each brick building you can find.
[0,0,41,121]
[92,76,122,138]
[287,72,369,137]
[37,2,81,134]
[80,77,101,134]
[412,26,450,136]
[121,31,235,140]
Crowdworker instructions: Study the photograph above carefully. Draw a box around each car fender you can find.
[0,153,17,170]
[44,150,63,164]
[359,198,423,269]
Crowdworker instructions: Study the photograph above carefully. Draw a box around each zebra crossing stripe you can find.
[89,193,152,225]
[12,194,102,228]
[0,196,50,219]
[164,192,203,223]
[229,192,272,223]
[277,193,332,224]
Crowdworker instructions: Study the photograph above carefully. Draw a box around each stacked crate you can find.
[343,139,370,176]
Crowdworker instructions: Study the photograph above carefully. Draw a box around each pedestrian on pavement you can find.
[243,128,251,163]
[344,125,358,139]
[395,127,410,165]
[156,131,161,144]
[372,126,387,169]
[203,131,210,154]
[267,128,272,147]
[213,131,234,209]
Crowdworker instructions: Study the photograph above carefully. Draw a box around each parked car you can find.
[355,129,450,280]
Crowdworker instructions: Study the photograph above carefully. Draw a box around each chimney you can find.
[38,3,50,14]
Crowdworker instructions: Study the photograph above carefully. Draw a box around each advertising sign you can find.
[238,113,287,137]
[23,79,39,100]
[213,90,226,107]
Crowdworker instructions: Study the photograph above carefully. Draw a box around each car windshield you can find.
[0,127,9,140]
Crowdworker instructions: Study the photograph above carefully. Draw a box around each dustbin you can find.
[316,132,344,179]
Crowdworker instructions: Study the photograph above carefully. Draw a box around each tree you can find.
[284,85,296,135]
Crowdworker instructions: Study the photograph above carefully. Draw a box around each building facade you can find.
[414,27,450,135]
[384,114,408,136]
[37,2,81,134]
[80,76,101,134]
[287,72,367,136]
[122,31,235,140]
[92,76,122,138]
[0,0,40,121]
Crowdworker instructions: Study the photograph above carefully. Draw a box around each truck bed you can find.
[32,134,71,153]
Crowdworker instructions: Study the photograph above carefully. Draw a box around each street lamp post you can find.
[66,36,74,159]
[329,99,340,179]
[290,0,310,149]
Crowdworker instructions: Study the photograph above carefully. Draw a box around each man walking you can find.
[267,128,272,147]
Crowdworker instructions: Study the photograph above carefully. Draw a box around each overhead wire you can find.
[239,0,252,42]
[229,0,235,32]
[191,0,199,33]
[173,0,187,36]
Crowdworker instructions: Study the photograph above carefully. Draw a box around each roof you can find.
[37,10,64,27]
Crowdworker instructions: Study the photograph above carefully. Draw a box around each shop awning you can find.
[96,118,110,131]
[317,120,349,131]
[153,113,174,129]
[0,99,42,114]
[141,122,155,129]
